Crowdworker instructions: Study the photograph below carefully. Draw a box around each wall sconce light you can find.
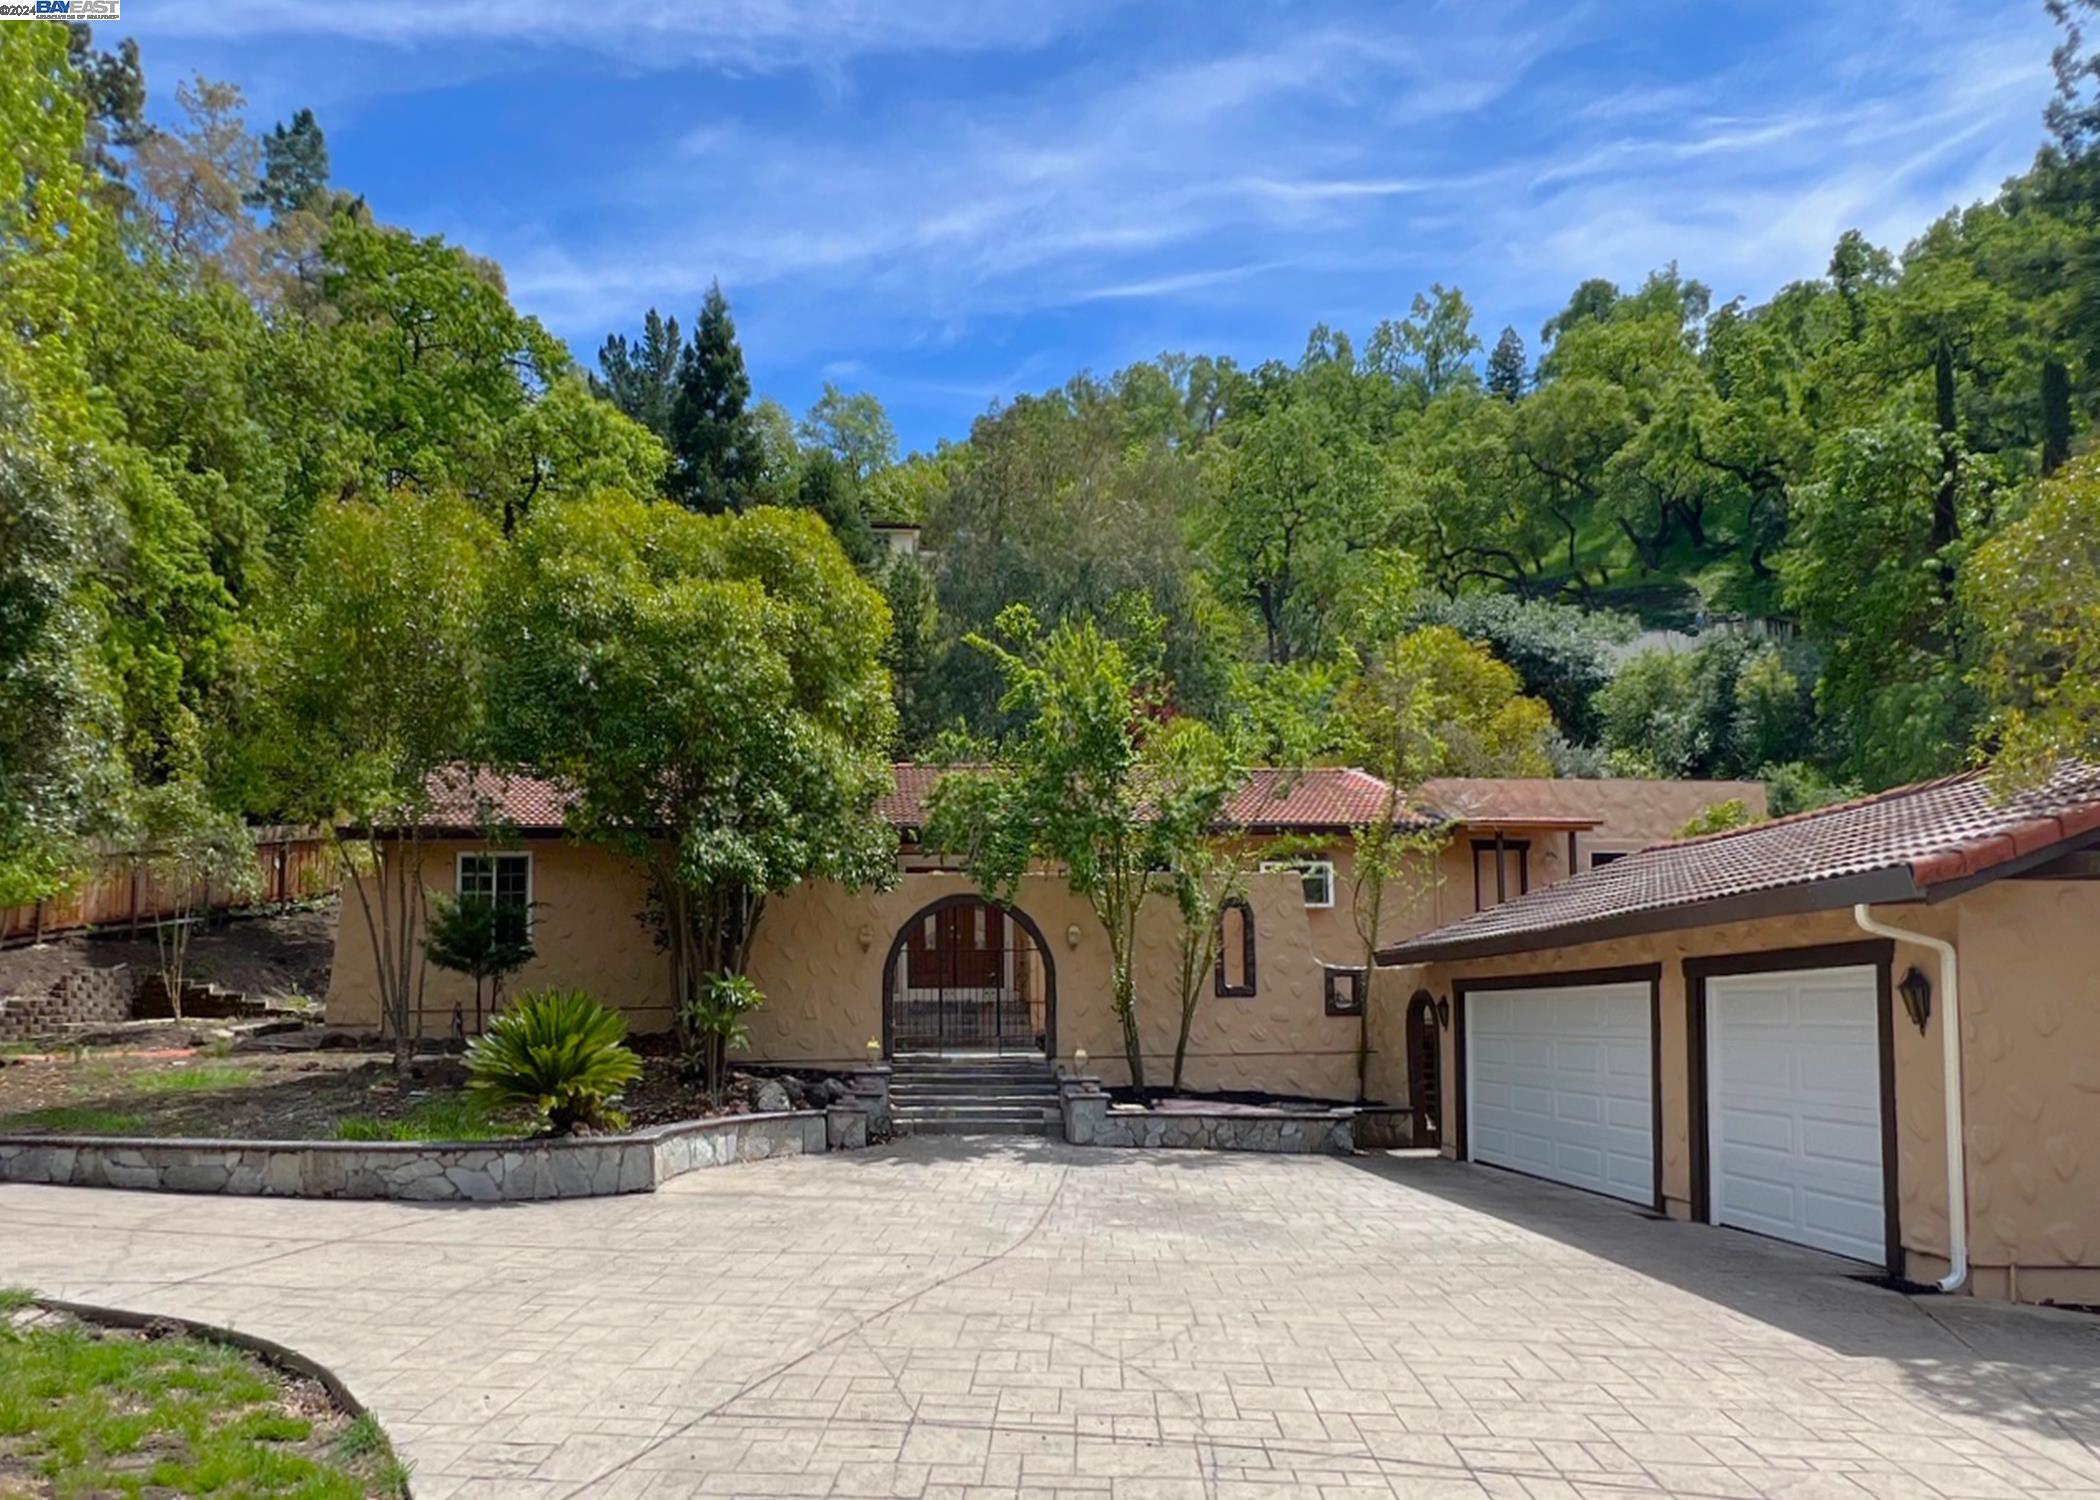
[866,1038,882,1062]
[1066,923,1082,949]
[1898,966,1933,1034]
[1074,1048,1088,1072]
[857,924,874,951]
[1435,995,1451,1029]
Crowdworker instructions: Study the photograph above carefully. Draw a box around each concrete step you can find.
[899,1117,1050,1136]
[892,1090,1058,1107]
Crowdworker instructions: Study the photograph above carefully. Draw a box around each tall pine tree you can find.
[1485,325,1526,402]
[595,307,682,443]
[667,282,759,512]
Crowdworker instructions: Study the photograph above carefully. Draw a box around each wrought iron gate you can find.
[886,898,1047,1054]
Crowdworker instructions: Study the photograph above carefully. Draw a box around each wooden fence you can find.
[0,828,339,949]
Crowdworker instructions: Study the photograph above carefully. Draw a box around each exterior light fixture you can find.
[1434,995,1451,1029]
[857,924,874,950]
[1074,1048,1088,1072]
[1066,923,1082,949]
[866,1038,882,1062]
[1898,966,1933,1034]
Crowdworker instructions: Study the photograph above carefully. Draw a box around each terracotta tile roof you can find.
[1414,776,1764,830]
[424,768,575,833]
[880,764,1432,833]
[1380,762,2100,966]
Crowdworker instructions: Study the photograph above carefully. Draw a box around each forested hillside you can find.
[5,11,2100,911]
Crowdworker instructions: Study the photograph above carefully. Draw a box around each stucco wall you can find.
[326,846,1374,1098]
[1559,777,1769,863]
[1377,881,2100,1303]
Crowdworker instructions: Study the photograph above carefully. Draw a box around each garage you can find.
[1460,974,1657,1206]
[1696,962,1890,1265]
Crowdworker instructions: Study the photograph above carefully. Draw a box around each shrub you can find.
[465,988,640,1134]
[1676,798,1756,838]
[680,971,765,1107]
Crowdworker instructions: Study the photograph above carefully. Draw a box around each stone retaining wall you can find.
[1058,1076,1355,1154]
[0,1108,848,1202]
[0,966,132,1043]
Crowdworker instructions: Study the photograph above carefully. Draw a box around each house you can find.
[324,765,1762,1100]
[1373,762,2100,1307]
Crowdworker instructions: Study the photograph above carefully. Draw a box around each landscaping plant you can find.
[679,970,765,1107]
[464,987,640,1134]
[423,890,536,1035]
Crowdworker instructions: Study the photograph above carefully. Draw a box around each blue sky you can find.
[130,1,2059,452]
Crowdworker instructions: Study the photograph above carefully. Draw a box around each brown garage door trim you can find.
[1452,963,1665,1213]
[1683,940,1899,1277]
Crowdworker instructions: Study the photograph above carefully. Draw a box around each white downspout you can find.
[1853,903,1968,1293]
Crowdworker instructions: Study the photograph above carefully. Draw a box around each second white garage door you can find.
[1465,982,1654,1205]
[1705,966,1886,1264]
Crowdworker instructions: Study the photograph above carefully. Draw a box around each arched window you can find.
[1214,897,1256,997]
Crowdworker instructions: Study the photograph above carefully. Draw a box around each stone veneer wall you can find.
[0,1109,847,1202]
[1058,1077,1354,1155]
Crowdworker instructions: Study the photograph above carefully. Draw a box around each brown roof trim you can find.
[1377,865,1924,966]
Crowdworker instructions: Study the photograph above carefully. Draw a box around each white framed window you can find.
[457,851,533,928]
[1262,859,1335,909]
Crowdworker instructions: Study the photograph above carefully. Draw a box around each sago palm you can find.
[465,988,641,1134]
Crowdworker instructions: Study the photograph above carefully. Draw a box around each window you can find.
[1262,859,1335,909]
[1324,965,1366,1017]
[1214,897,1256,997]
[1470,839,1529,910]
[1590,850,1628,869]
[458,851,532,928]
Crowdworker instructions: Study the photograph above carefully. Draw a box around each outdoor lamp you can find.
[1074,1048,1088,1072]
[1435,995,1451,1029]
[1066,923,1082,949]
[1898,966,1933,1034]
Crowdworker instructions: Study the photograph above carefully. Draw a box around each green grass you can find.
[123,1063,261,1095]
[0,1106,146,1135]
[0,1292,409,1497]
[332,1096,515,1142]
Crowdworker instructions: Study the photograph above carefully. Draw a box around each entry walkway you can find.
[5,1137,2099,1497]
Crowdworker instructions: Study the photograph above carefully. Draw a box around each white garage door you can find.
[1466,982,1654,1204]
[1706,967,1885,1264]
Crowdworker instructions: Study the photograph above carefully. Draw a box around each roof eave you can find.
[1375,865,1927,967]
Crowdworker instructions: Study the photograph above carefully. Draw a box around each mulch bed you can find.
[0,1033,846,1140]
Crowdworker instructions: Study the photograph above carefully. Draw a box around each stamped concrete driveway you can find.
[5,1139,2100,1500]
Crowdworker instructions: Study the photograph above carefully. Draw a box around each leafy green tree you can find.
[681,971,765,1107]
[486,494,896,1023]
[1411,594,1629,742]
[1365,284,1482,402]
[1964,454,2100,778]
[0,374,122,905]
[1677,798,1755,838]
[923,604,1206,1090]
[594,308,682,443]
[255,489,496,1073]
[667,281,761,512]
[793,449,876,568]
[127,778,260,1018]
[800,383,898,483]
[881,554,940,751]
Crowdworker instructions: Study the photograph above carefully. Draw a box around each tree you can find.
[423,890,535,1037]
[1366,284,1482,402]
[0,372,122,905]
[486,494,897,1029]
[128,779,260,1018]
[922,604,1185,1089]
[247,108,329,215]
[666,281,761,511]
[793,448,876,568]
[594,308,682,443]
[1964,454,2100,779]
[255,490,495,1073]
[800,383,897,483]
[1486,325,1527,402]
[129,74,263,280]
[1147,720,1252,1092]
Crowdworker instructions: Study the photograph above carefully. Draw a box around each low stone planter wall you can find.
[1058,1077,1354,1155]
[0,1108,850,1202]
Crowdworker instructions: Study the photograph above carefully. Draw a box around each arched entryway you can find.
[1406,989,1443,1146]
[881,895,1056,1058]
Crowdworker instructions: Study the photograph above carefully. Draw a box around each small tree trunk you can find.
[1114,961,1145,1092]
